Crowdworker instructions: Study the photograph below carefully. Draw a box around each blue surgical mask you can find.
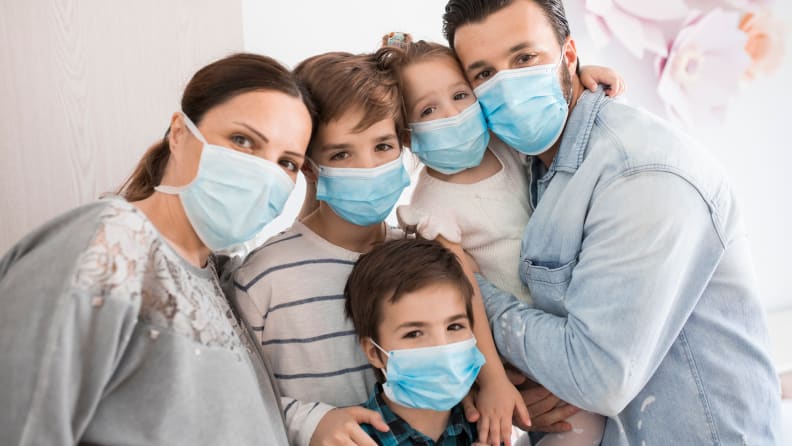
[315,154,410,227]
[156,112,294,251]
[372,337,486,411]
[409,102,490,175]
[474,52,569,155]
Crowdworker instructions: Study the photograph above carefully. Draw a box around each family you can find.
[0,1,782,445]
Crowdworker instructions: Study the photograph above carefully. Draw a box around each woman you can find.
[0,53,314,445]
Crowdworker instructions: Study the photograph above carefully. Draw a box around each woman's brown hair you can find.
[117,53,315,202]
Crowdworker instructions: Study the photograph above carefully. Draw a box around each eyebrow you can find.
[465,41,537,74]
[395,313,469,331]
[234,121,305,159]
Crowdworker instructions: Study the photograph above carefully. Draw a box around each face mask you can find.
[156,112,295,251]
[474,51,569,155]
[315,154,410,227]
[371,337,486,411]
[409,101,490,175]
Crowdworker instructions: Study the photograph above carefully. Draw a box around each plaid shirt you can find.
[360,384,477,446]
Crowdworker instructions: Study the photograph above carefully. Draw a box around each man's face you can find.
[453,0,575,99]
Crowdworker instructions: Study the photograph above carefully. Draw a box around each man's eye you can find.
[329,151,350,161]
[453,91,469,101]
[516,54,535,65]
[420,107,436,118]
[475,70,493,81]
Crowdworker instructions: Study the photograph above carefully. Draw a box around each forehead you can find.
[314,108,396,143]
[453,0,560,64]
[402,57,468,93]
[381,282,468,325]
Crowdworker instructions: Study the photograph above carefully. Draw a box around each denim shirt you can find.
[478,89,782,445]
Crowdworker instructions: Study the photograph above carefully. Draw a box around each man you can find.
[443,0,782,444]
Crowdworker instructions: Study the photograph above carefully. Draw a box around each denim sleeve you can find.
[480,172,726,416]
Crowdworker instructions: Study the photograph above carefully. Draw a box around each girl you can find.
[379,32,622,445]
[0,53,314,445]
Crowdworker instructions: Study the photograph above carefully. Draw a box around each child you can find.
[231,51,524,446]
[344,238,486,445]
[377,33,614,445]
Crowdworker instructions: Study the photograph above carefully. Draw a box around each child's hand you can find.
[309,407,388,446]
[472,375,531,446]
[579,65,626,97]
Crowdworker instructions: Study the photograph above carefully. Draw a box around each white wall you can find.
[0,0,244,253]
[243,0,791,311]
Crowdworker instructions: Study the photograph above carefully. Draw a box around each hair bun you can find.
[381,32,413,49]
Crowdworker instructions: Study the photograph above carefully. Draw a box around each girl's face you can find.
[168,90,313,186]
[310,107,401,169]
[401,56,477,124]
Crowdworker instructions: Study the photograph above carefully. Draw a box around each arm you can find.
[480,172,725,416]
[437,236,531,446]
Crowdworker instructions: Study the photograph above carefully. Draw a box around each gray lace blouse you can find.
[0,199,288,445]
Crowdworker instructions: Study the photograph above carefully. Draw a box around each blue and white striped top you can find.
[232,221,403,446]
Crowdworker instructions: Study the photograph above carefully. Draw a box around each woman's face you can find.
[168,90,313,186]
[401,56,477,124]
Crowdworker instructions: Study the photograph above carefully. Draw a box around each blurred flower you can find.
[739,11,786,79]
[584,0,690,58]
[656,8,751,127]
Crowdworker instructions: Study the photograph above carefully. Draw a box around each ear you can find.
[563,37,579,77]
[362,338,387,370]
[301,158,318,184]
[167,112,188,156]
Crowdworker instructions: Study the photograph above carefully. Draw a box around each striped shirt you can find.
[232,221,403,446]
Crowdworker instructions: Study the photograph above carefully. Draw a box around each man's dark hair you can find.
[443,0,571,49]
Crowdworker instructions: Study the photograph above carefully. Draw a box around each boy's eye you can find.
[403,330,422,339]
[453,91,469,101]
[375,143,394,152]
[329,151,350,161]
[231,134,253,150]
[279,158,299,173]
[420,107,436,118]
[448,323,466,331]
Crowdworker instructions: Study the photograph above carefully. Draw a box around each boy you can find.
[345,238,485,445]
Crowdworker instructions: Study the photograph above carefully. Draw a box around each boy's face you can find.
[363,281,473,370]
[309,107,401,169]
[401,56,476,124]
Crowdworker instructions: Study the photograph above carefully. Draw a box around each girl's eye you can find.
[453,91,469,101]
[329,151,350,161]
[475,70,493,81]
[403,330,422,339]
[420,107,436,118]
[375,143,394,152]
[231,134,253,150]
[448,323,466,331]
[279,159,299,173]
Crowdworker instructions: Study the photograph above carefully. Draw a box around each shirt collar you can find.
[551,87,609,174]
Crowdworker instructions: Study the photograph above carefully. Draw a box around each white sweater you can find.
[398,136,533,303]
[232,221,403,446]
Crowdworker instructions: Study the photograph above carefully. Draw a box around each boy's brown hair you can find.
[344,238,475,345]
[293,52,405,154]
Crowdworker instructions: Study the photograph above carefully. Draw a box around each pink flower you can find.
[739,11,786,79]
[584,0,690,58]
[656,8,751,127]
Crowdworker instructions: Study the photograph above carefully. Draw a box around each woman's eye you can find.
[375,143,394,152]
[420,107,436,118]
[279,159,299,173]
[231,134,253,150]
[403,330,422,339]
[329,151,350,161]
[453,91,469,101]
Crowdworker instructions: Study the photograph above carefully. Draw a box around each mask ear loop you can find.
[180,111,208,144]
